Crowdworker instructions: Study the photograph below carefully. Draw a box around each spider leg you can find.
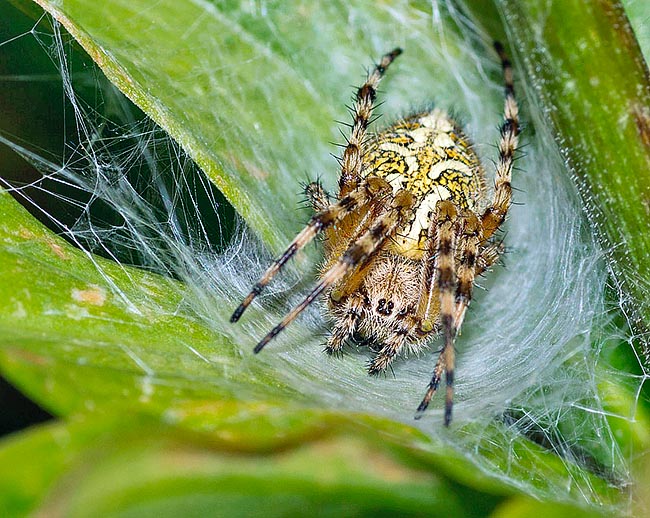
[230,177,391,323]
[476,242,501,276]
[339,48,402,196]
[481,42,520,241]
[415,214,493,424]
[253,190,415,353]
[415,349,445,417]
[322,181,397,354]
[304,181,331,213]
[415,200,458,426]
[367,324,414,374]
[322,212,385,354]
[454,213,482,331]
[367,198,463,376]
[325,294,364,356]
[325,189,390,300]
[414,206,442,335]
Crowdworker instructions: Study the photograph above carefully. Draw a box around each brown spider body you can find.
[327,110,485,260]
[321,110,485,360]
[232,44,519,426]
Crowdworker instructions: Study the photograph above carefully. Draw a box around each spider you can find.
[231,43,519,426]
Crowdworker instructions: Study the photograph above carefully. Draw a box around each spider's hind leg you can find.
[481,42,520,241]
[339,47,402,195]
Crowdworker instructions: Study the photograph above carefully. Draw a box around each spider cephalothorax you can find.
[231,44,519,425]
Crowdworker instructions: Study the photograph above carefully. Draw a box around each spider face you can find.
[231,44,519,426]
[335,252,424,348]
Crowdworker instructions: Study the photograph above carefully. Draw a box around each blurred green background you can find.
[0,1,238,436]
[1,0,649,516]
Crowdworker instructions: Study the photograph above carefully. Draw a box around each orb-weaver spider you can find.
[232,43,519,426]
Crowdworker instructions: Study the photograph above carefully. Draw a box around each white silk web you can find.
[1,2,647,510]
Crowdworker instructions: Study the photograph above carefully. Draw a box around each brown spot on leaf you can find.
[48,240,68,260]
[18,227,36,240]
[632,103,650,149]
[71,286,107,306]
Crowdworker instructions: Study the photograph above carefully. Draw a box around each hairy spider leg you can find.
[324,196,394,355]
[415,203,444,335]
[304,181,331,212]
[416,42,518,425]
[435,201,459,426]
[367,320,420,375]
[232,48,401,324]
[476,242,501,276]
[339,48,402,196]
[230,177,391,323]
[325,293,366,356]
[481,41,520,241]
[454,213,482,331]
[324,258,378,355]
[415,200,459,425]
[253,191,415,353]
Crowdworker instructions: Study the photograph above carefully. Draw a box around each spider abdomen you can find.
[363,108,485,258]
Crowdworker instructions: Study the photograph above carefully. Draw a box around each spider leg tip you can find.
[444,405,453,427]
[230,307,243,323]
[253,340,267,354]
[367,367,381,377]
[415,397,429,417]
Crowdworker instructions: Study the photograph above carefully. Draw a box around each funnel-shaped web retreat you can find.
[1,1,647,510]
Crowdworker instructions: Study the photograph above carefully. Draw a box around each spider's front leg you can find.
[253,190,415,353]
[414,204,484,425]
[230,177,390,323]
[414,200,460,426]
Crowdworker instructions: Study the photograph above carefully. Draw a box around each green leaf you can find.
[0,407,617,518]
[0,186,300,411]
[489,498,607,518]
[492,0,650,363]
[0,0,642,512]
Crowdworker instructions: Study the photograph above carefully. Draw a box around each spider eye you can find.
[376,298,394,316]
